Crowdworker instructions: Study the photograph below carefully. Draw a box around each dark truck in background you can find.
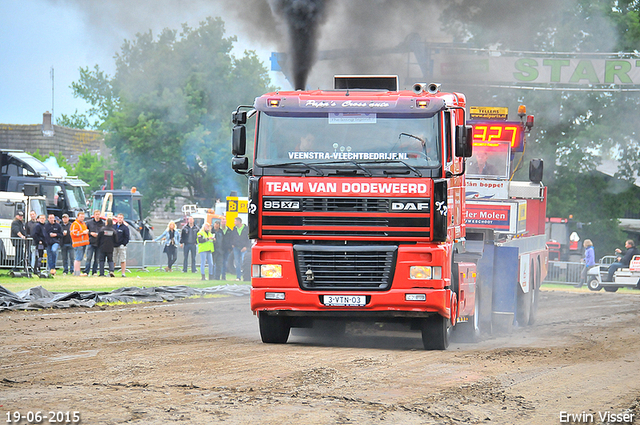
[0,149,89,219]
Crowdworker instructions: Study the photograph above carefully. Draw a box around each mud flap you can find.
[491,246,519,334]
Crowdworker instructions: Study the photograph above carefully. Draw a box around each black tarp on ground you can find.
[0,284,250,311]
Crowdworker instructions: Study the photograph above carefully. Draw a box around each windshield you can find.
[255,112,441,167]
[29,199,47,216]
[65,185,87,210]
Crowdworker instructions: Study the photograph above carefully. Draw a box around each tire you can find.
[258,312,290,344]
[587,278,602,291]
[604,286,619,293]
[421,315,450,350]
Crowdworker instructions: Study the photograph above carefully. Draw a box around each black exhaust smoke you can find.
[268,0,330,90]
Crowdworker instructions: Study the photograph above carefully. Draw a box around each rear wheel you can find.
[587,278,602,291]
[421,315,450,350]
[604,286,619,293]
[258,312,291,344]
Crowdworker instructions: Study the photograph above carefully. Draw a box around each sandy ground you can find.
[1,288,640,424]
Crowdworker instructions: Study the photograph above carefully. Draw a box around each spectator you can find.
[113,213,130,277]
[212,220,224,280]
[70,211,90,276]
[25,210,38,268]
[155,221,180,272]
[607,239,639,281]
[180,216,199,273]
[31,214,47,274]
[59,214,73,275]
[25,210,38,237]
[231,217,250,281]
[10,211,27,271]
[44,213,62,275]
[197,222,215,280]
[219,217,233,280]
[84,210,104,276]
[97,217,117,277]
[577,239,595,288]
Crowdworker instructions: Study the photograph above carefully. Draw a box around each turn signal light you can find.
[268,98,280,107]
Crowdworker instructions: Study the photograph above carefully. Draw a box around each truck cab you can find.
[91,189,154,240]
[232,77,476,350]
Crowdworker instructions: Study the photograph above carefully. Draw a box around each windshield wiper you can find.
[370,159,423,177]
[313,160,373,177]
[262,162,325,176]
[399,132,426,146]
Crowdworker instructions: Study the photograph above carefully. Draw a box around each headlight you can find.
[253,264,282,278]
[409,266,442,280]
[410,266,432,279]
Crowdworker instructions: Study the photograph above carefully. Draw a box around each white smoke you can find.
[43,156,69,177]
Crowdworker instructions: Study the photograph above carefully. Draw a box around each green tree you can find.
[57,110,91,130]
[71,151,112,193]
[71,17,274,215]
[29,150,72,174]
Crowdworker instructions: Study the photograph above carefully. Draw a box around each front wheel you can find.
[421,315,450,350]
[258,312,291,344]
[604,286,619,293]
[587,278,602,291]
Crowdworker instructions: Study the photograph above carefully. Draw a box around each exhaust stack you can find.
[413,83,442,94]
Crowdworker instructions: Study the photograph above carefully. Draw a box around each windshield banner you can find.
[261,177,431,197]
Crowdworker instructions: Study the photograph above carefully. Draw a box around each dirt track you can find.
[1,288,640,424]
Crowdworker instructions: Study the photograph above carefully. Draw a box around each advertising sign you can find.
[433,54,640,87]
[466,200,527,234]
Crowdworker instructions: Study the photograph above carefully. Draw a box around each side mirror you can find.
[232,110,247,125]
[529,159,544,183]
[232,125,247,156]
[455,125,473,158]
[232,156,249,173]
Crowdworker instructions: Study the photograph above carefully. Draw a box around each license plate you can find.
[322,295,366,307]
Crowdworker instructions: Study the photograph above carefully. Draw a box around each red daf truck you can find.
[231,76,547,349]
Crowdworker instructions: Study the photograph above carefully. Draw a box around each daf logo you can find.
[391,201,430,212]
[305,268,315,282]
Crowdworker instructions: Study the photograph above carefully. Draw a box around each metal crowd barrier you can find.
[0,237,31,270]
[544,261,584,285]
[0,238,208,272]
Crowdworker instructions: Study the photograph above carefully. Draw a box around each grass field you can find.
[0,269,248,294]
[2,271,638,296]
